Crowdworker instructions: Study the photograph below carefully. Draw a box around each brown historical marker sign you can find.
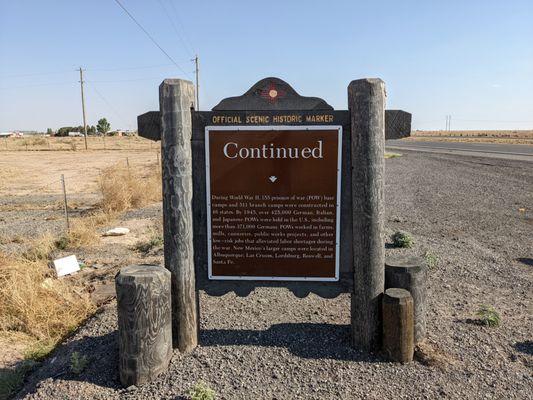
[206,126,342,281]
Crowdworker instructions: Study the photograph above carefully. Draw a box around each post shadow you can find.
[200,323,386,363]
[15,331,121,398]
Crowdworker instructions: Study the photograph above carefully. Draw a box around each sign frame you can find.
[205,125,343,282]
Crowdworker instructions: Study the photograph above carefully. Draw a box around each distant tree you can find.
[97,118,111,135]
[87,125,96,135]
[56,127,74,136]
[46,128,53,135]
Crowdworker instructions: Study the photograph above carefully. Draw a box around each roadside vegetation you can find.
[476,305,501,327]
[99,163,161,213]
[133,224,163,254]
[189,381,216,400]
[0,160,162,397]
[424,251,438,269]
[391,230,414,248]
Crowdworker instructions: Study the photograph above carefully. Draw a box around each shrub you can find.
[134,235,163,253]
[21,233,56,262]
[391,231,414,248]
[188,381,216,400]
[99,163,161,213]
[0,360,37,399]
[70,351,89,375]
[23,339,56,361]
[424,251,438,269]
[476,305,501,327]
[56,212,114,249]
[133,225,163,253]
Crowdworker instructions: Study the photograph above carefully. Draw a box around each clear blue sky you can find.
[1,0,532,132]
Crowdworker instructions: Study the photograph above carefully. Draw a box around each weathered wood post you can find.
[349,78,386,351]
[385,255,427,343]
[382,288,414,363]
[160,79,198,352]
[116,265,172,386]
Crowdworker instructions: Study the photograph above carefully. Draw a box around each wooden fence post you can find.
[159,79,198,352]
[116,265,172,386]
[382,288,414,363]
[385,255,427,343]
[349,78,386,351]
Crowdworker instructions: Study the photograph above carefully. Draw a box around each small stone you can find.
[103,227,130,236]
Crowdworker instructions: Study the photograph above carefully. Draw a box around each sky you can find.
[1,0,532,132]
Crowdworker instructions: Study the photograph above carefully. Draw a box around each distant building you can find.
[0,131,23,137]
[108,130,137,137]
[68,132,84,137]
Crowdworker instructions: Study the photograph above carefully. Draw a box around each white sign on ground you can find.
[53,255,80,277]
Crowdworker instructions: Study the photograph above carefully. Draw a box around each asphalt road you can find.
[386,139,533,162]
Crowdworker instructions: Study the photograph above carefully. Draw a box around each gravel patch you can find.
[13,151,533,399]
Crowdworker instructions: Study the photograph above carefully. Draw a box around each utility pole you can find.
[79,67,88,150]
[193,55,199,110]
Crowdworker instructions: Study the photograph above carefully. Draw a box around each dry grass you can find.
[385,152,402,159]
[99,163,161,213]
[0,253,95,359]
[1,135,154,152]
[21,137,48,147]
[410,130,533,145]
[61,212,116,249]
[21,233,56,262]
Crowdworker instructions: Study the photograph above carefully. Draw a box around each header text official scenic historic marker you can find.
[206,126,342,280]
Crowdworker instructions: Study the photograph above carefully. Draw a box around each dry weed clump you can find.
[21,137,47,147]
[0,253,95,358]
[99,163,161,213]
[54,212,116,249]
[21,233,56,262]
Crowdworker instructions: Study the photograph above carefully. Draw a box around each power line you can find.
[86,63,178,72]
[0,70,75,79]
[87,82,132,128]
[156,0,194,58]
[166,0,195,55]
[0,81,75,90]
[88,76,167,83]
[112,0,191,78]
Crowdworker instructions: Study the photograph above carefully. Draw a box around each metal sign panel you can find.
[205,125,342,281]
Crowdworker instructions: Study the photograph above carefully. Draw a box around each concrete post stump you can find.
[116,265,172,387]
[385,255,427,343]
[382,288,414,363]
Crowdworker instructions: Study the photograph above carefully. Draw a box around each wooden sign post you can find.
[349,79,386,350]
[139,76,386,353]
[160,79,198,352]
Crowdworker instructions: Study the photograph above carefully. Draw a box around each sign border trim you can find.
[205,125,343,282]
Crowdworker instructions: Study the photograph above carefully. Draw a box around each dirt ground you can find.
[0,149,160,197]
[1,149,531,399]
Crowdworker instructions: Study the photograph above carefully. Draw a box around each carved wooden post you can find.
[382,288,414,363]
[385,255,427,343]
[116,265,172,386]
[349,78,386,351]
[160,79,198,352]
